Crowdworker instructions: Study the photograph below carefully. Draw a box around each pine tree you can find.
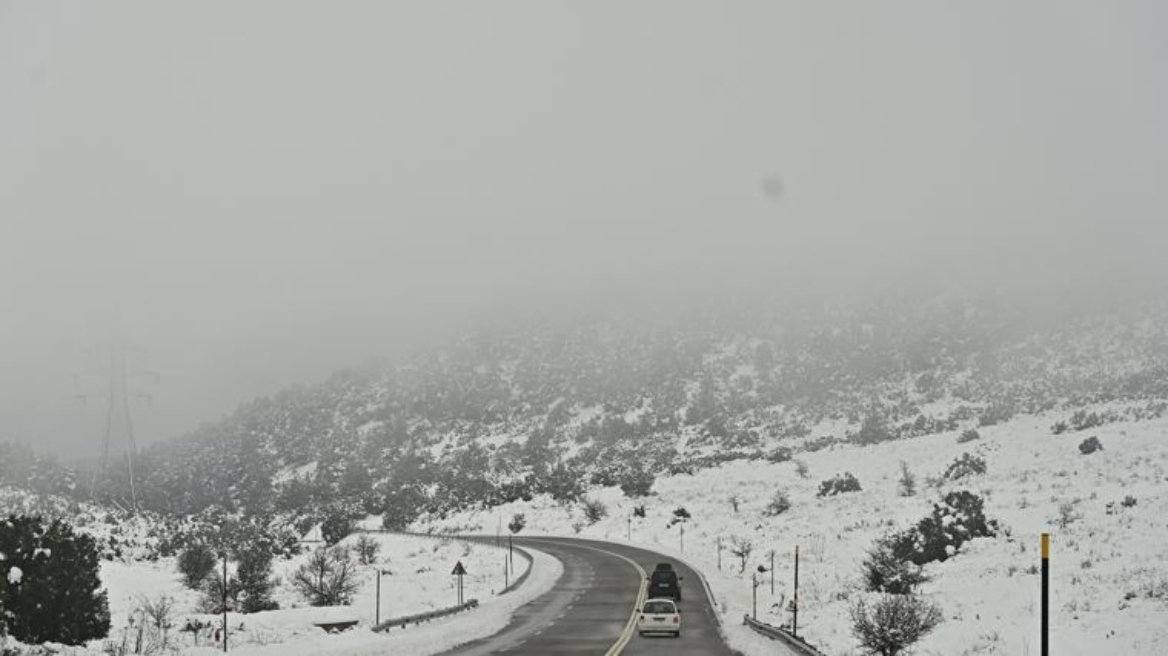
[0,515,111,645]
[235,547,278,613]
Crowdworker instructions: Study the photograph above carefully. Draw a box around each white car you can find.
[637,598,681,637]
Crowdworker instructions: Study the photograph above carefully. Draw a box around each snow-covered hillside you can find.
[418,411,1168,656]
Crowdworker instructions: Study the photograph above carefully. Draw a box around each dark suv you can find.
[646,562,682,601]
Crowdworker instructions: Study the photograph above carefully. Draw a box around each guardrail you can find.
[742,614,825,656]
[392,530,535,597]
[372,599,479,632]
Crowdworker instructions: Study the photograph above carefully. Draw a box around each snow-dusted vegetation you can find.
[421,412,1168,655]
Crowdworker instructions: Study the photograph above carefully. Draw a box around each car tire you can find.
[674,631,681,638]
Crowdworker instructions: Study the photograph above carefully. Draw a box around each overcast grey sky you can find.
[2,1,1166,455]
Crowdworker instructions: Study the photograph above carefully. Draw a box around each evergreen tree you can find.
[0,515,111,645]
[235,547,279,613]
[177,543,217,589]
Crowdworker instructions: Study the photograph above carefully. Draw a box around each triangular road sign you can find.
[452,560,467,576]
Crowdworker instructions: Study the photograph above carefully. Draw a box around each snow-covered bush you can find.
[1079,436,1103,455]
[507,513,526,534]
[897,461,916,497]
[850,593,943,656]
[320,514,357,546]
[178,543,217,589]
[957,429,980,444]
[581,497,607,524]
[854,415,894,445]
[354,534,381,566]
[764,490,791,516]
[943,453,987,480]
[617,466,655,498]
[861,535,929,595]
[818,473,862,497]
[0,515,110,645]
[893,491,999,565]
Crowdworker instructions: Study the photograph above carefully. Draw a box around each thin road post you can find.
[793,545,799,638]
[1042,533,1050,656]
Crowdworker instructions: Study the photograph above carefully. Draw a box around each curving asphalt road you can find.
[438,537,740,656]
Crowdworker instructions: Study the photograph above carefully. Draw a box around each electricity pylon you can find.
[76,340,157,509]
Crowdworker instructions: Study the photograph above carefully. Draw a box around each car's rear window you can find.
[644,601,675,614]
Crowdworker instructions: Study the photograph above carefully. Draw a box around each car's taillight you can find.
[672,615,680,624]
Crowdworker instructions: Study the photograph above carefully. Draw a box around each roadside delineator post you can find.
[792,545,800,638]
[1042,533,1050,656]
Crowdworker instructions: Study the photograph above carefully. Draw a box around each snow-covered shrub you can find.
[1057,501,1080,529]
[632,505,646,518]
[943,453,987,480]
[178,543,217,589]
[897,461,916,497]
[794,459,810,479]
[1079,436,1102,455]
[1051,420,1069,435]
[766,447,793,463]
[507,513,526,534]
[818,473,862,497]
[978,403,1013,427]
[1070,410,1104,431]
[320,514,357,546]
[617,466,655,498]
[1121,495,1138,508]
[0,515,111,645]
[854,415,894,445]
[764,490,791,516]
[581,497,607,524]
[850,593,943,656]
[957,429,981,444]
[728,494,741,512]
[354,534,381,565]
[862,535,929,595]
[893,491,999,565]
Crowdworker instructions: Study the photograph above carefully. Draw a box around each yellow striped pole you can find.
[1041,533,1050,656]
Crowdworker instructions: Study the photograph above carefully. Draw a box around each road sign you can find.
[452,560,468,605]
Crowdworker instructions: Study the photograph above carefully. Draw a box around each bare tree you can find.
[293,547,361,606]
[134,595,176,653]
[850,594,943,656]
[729,535,753,574]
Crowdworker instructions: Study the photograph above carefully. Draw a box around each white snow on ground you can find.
[181,548,561,656]
[421,413,1168,656]
[86,531,560,655]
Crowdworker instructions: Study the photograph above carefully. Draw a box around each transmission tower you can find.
[76,340,157,509]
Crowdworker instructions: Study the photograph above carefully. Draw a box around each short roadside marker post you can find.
[1042,533,1050,656]
[792,545,800,638]
[769,550,775,595]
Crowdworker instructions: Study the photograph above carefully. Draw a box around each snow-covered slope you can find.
[419,411,1168,656]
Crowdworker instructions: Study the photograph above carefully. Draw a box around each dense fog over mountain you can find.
[2,1,1167,455]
